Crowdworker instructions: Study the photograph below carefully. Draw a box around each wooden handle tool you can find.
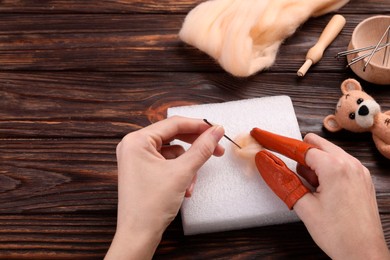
[297,14,346,77]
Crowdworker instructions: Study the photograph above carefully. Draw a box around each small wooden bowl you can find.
[347,16,390,85]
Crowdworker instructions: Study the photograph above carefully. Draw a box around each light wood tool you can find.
[297,14,346,77]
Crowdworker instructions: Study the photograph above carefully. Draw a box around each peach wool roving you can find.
[179,0,349,77]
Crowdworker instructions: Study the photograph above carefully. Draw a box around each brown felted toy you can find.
[323,78,390,159]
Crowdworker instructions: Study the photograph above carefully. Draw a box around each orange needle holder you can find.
[250,128,315,209]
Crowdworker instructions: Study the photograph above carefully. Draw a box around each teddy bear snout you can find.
[355,100,380,129]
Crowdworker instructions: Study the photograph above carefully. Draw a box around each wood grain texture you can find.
[0,214,115,259]
[0,0,389,258]
[0,139,117,213]
[0,14,387,72]
[1,72,389,138]
[0,0,387,14]
[0,213,388,259]
[0,139,389,213]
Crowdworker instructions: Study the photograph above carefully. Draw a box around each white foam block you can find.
[167,96,303,235]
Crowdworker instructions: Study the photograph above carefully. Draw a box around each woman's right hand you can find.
[294,133,389,260]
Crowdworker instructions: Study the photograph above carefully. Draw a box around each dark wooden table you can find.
[0,1,389,259]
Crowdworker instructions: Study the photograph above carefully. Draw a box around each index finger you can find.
[303,133,349,158]
[144,116,209,144]
[304,148,335,174]
[301,133,345,174]
[303,133,359,182]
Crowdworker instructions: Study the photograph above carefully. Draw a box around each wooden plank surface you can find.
[0,14,383,72]
[1,72,389,137]
[0,213,388,259]
[0,0,389,258]
[1,139,389,214]
[0,0,387,14]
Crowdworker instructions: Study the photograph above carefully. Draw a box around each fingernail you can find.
[211,125,225,141]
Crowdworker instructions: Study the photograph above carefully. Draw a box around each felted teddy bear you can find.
[323,78,390,159]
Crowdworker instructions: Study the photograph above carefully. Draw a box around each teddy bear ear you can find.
[340,78,362,94]
[323,115,343,132]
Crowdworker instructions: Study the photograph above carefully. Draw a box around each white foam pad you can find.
[168,96,303,235]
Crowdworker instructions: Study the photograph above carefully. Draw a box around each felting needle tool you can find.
[346,43,390,68]
[203,119,241,149]
[382,27,390,66]
[336,43,390,57]
[363,25,390,72]
[297,14,346,77]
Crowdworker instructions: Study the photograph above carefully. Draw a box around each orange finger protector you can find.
[250,128,315,167]
[255,150,309,209]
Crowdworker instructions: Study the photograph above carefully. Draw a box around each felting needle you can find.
[203,119,242,149]
[382,28,390,66]
[336,42,390,57]
[363,25,390,72]
[346,43,390,68]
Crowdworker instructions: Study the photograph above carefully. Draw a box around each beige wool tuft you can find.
[179,0,349,77]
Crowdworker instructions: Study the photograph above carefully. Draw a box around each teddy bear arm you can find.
[372,134,390,159]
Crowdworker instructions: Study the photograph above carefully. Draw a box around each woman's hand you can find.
[294,133,389,260]
[105,116,225,259]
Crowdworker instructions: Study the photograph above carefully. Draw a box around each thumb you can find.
[178,125,225,173]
